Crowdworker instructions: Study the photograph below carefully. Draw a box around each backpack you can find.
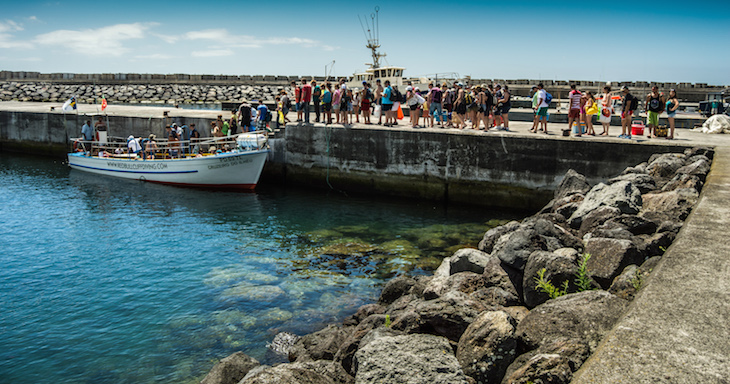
[322,90,332,103]
[391,88,403,103]
[313,86,321,98]
[265,110,272,122]
[431,89,442,103]
[366,88,373,101]
[545,92,553,105]
[627,94,638,111]
[464,93,475,107]
[284,97,292,110]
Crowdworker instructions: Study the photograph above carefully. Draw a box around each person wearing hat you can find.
[620,86,638,139]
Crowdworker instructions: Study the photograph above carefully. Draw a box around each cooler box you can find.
[631,120,645,136]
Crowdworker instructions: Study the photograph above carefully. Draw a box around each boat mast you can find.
[358,6,386,69]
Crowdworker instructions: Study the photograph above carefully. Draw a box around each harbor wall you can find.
[0,109,695,210]
[264,125,693,210]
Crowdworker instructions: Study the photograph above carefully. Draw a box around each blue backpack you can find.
[545,92,553,105]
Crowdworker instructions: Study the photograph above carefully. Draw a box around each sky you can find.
[1,0,728,85]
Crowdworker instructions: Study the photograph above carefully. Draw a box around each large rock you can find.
[502,338,591,384]
[491,219,583,271]
[522,249,580,308]
[377,276,418,306]
[334,315,387,374]
[449,248,495,274]
[515,291,629,352]
[456,311,518,384]
[608,256,663,301]
[201,352,260,384]
[577,206,622,236]
[568,181,642,228]
[584,237,643,288]
[479,221,521,254]
[353,333,469,384]
[501,354,572,384]
[289,325,349,362]
[608,172,657,194]
[646,153,685,178]
[240,361,337,384]
[553,169,591,200]
[640,188,699,223]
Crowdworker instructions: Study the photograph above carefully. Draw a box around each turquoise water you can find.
[0,153,519,383]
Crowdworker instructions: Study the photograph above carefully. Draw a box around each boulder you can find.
[553,169,591,200]
[289,325,350,362]
[377,276,418,305]
[608,172,657,194]
[501,353,572,384]
[675,158,711,180]
[683,147,713,160]
[201,352,260,384]
[334,315,387,374]
[491,219,583,271]
[449,248,495,274]
[602,214,658,235]
[661,173,703,193]
[640,188,699,223]
[584,237,643,288]
[522,249,580,308]
[502,338,591,384]
[568,181,642,228]
[353,333,469,384]
[239,362,337,384]
[456,311,518,384]
[267,332,300,359]
[577,206,622,236]
[479,221,521,254]
[607,264,640,301]
[342,304,385,327]
[646,153,685,179]
[515,291,628,352]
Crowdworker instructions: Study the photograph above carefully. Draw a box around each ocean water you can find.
[0,153,520,383]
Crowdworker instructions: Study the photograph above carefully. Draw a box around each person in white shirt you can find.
[535,83,549,134]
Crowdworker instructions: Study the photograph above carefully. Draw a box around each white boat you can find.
[67,133,269,190]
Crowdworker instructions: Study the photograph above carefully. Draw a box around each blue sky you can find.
[1,0,728,85]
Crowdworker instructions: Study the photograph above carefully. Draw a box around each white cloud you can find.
[0,20,23,33]
[134,53,174,60]
[34,23,153,56]
[185,29,230,40]
[152,33,179,44]
[183,28,337,51]
[191,49,233,57]
[0,33,33,49]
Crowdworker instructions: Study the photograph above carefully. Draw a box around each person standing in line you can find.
[374,79,384,125]
[352,87,361,123]
[645,85,664,138]
[442,83,454,127]
[280,90,291,124]
[565,84,582,134]
[322,82,333,124]
[598,85,613,136]
[256,99,268,132]
[584,91,598,136]
[300,78,312,124]
[312,80,321,123]
[498,85,512,131]
[665,89,679,140]
[528,86,540,132]
[332,85,342,124]
[382,80,394,127]
[492,84,504,129]
[427,82,443,128]
[360,82,372,125]
[342,88,353,125]
[238,99,252,132]
[620,86,638,139]
[535,83,549,134]
[451,83,467,129]
[292,81,302,122]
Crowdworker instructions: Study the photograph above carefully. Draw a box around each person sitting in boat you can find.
[189,124,201,154]
[127,135,142,156]
[145,134,158,159]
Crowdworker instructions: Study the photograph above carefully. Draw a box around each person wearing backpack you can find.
[535,83,549,134]
[360,82,373,124]
[620,86,638,139]
[645,85,665,138]
[322,82,333,125]
[256,99,269,132]
[312,80,322,123]
[427,82,443,128]
[280,90,291,124]
[382,80,395,126]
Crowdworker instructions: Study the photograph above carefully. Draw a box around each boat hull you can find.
[67,150,268,190]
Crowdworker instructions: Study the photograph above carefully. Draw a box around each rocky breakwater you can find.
[198,147,713,384]
[0,81,285,104]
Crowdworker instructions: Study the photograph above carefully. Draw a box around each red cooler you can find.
[631,120,645,136]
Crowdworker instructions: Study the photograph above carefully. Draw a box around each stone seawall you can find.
[265,125,694,210]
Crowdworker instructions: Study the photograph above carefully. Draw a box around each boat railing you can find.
[70,131,268,160]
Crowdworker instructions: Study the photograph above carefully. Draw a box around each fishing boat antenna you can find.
[358,6,386,69]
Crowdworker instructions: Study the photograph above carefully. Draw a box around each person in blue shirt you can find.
[382,80,394,126]
[256,100,269,131]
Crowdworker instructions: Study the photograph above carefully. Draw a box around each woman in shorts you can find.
[665,89,679,140]
[497,85,512,130]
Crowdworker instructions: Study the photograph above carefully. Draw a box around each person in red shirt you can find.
[300,78,313,124]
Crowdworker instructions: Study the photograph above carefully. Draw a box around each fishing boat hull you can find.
[67,150,269,189]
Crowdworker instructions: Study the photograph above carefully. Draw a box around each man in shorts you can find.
[645,85,664,137]
[567,84,582,133]
[535,83,549,134]
[382,80,394,126]
[529,86,540,132]
[620,86,637,138]
[427,82,443,128]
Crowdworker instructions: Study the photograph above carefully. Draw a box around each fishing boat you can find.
[67,132,269,189]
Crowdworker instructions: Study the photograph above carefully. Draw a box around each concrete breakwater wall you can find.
[0,107,695,210]
[265,125,693,210]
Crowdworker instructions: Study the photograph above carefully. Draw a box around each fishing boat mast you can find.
[358,6,386,69]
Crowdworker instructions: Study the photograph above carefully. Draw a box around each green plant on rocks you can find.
[534,268,570,299]
[574,253,595,292]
